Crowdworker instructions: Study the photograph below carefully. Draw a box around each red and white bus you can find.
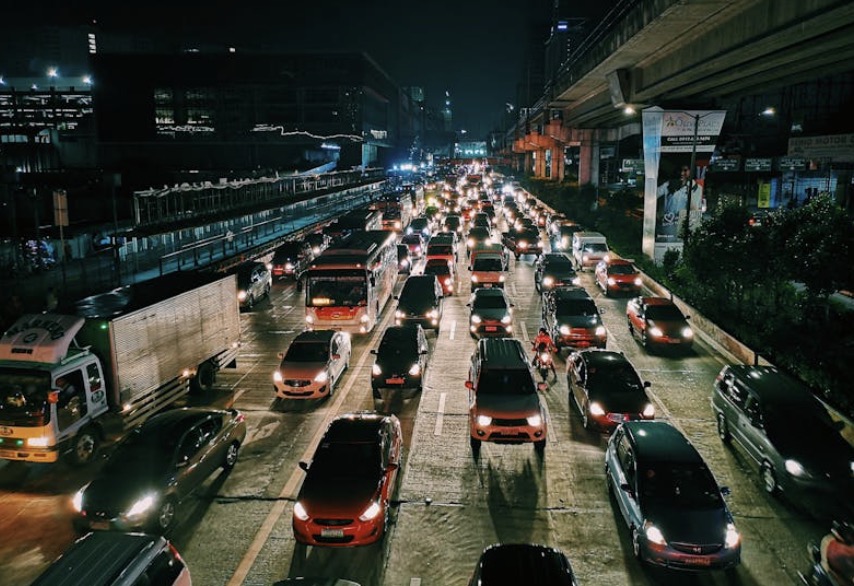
[304,230,397,333]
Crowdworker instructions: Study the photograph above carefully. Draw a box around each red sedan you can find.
[626,296,694,351]
[594,258,642,296]
[293,412,402,547]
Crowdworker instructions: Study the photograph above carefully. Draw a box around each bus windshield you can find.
[307,274,368,307]
[0,369,52,426]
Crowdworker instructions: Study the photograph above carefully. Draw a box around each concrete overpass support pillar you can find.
[525,152,534,176]
[578,132,594,185]
[534,148,546,178]
[553,146,565,181]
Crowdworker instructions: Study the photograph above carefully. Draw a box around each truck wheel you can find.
[68,427,99,466]
[190,361,216,395]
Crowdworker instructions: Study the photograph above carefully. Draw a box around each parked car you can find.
[271,240,312,280]
[711,365,854,518]
[72,407,247,534]
[595,257,642,296]
[605,421,741,570]
[566,349,654,432]
[273,330,352,399]
[626,296,694,352]
[467,287,514,338]
[394,274,444,331]
[234,261,272,309]
[424,257,456,296]
[535,253,580,293]
[466,338,547,456]
[370,325,430,397]
[292,411,402,547]
[468,543,579,586]
[397,244,412,274]
[542,286,607,351]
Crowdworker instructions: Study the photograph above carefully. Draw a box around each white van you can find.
[572,231,609,270]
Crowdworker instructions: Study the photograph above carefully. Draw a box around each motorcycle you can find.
[798,521,854,586]
[531,342,556,383]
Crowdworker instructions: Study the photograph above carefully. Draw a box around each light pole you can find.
[682,113,700,246]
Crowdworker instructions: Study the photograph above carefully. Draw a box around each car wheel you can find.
[470,437,481,456]
[761,461,779,495]
[534,439,546,454]
[223,441,240,470]
[627,319,634,336]
[153,497,177,534]
[68,427,99,466]
[265,283,271,299]
[716,413,731,443]
[631,526,642,560]
[641,331,648,348]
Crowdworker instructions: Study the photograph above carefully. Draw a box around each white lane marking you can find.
[245,421,280,445]
[521,320,529,341]
[449,320,456,340]
[227,307,394,586]
[434,393,447,436]
[410,579,422,586]
[511,283,518,296]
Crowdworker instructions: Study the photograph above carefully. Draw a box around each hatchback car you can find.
[72,407,247,534]
[566,350,654,432]
[605,421,741,571]
[273,330,352,399]
[371,325,430,397]
[424,257,456,296]
[293,412,402,547]
[235,261,272,309]
[467,288,514,338]
[535,253,580,293]
[542,287,607,350]
[468,543,578,586]
[394,274,444,331]
[712,365,854,516]
[626,296,694,351]
[595,258,642,296]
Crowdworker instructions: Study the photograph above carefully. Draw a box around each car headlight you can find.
[314,370,329,383]
[467,238,474,247]
[607,277,616,286]
[471,314,482,324]
[498,274,506,282]
[501,315,511,324]
[408,363,422,376]
[27,436,50,448]
[543,276,554,287]
[589,402,606,416]
[273,370,283,383]
[427,309,438,318]
[642,403,655,418]
[285,262,294,270]
[785,459,808,477]
[634,277,643,286]
[477,415,492,426]
[372,364,382,376]
[237,291,247,301]
[682,327,694,338]
[126,493,157,519]
[559,325,570,335]
[649,326,664,338]
[72,485,88,512]
[360,314,370,323]
[518,241,528,248]
[725,523,741,549]
[400,260,409,267]
[305,314,314,324]
[571,277,581,285]
[359,501,382,521]
[471,275,479,282]
[644,521,666,545]
[293,501,310,521]
[527,414,542,427]
[595,326,607,337]
[395,310,404,318]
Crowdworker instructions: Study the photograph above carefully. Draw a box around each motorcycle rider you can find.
[821,521,854,584]
[532,327,557,378]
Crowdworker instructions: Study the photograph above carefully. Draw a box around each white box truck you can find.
[0,272,240,466]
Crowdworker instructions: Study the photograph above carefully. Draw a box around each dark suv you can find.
[534,253,579,293]
[605,421,742,571]
[371,325,430,398]
[711,365,854,518]
[394,275,444,331]
[466,338,547,456]
[541,287,607,350]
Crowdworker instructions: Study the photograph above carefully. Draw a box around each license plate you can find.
[321,528,344,538]
[484,283,493,288]
[90,520,111,530]
[386,377,405,384]
[685,556,711,566]
[485,326,497,332]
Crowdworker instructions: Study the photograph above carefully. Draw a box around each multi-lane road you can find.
[0,208,830,586]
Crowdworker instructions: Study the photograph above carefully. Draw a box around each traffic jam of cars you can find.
[5,168,852,586]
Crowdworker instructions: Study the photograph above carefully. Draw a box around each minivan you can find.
[466,338,547,456]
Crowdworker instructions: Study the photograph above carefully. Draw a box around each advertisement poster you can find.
[641,108,726,260]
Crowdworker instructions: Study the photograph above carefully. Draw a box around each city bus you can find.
[304,230,397,333]
[376,191,414,232]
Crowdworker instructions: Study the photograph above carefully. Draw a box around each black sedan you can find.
[566,350,654,432]
[72,407,247,534]
[468,543,578,585]
[535,253,580,292]
[371,325,430,398]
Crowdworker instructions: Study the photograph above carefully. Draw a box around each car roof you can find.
[543,253,571,262]
[622,421,703,464]
[576,349,629,368]
[293,330,336,344]
[722,365,812,402]
[477,338,529,368]
[380,325,420,341]
[551,286,592,300]
[606,258,635,267]
[476,543,575,584]
[325,412,388,442]
[140,407,224,436]
[639,296,674,306]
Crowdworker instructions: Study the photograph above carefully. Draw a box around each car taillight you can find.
[168,541,185,562]
[234,412,245,423]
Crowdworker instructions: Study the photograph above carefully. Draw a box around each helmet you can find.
[539,327,547,335]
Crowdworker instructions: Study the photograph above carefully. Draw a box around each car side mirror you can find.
[465,380,474,390]
[510,303,515,307]
[387,462,400,471]
[720,486,731,497]
[420,350,429,355]
[685,315,691,320]
[468,266,472,271]
[643,381,651,388]
[298,461,309,472]
[466,303,471,307]
[393,295,399,300]
[599,307,606,314]
[370,349,377,355]
[277,352,284,359]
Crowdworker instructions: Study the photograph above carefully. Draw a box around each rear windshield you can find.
[583,243,608,253]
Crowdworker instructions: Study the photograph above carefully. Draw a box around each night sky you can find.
[7,0,555,137]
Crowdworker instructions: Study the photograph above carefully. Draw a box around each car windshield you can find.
[583,243,608,253]
[546,259,573,272]
[474,258,503,271]
[104,428,175,474]
[555,299,598,316]
[0,369,51,426]
[311,441,381,478]
[306,274,367,307]
[428,244,454,256]
[472,295,507,310]
[588,363,642,391]
[402,234,422,245]
[400,282,437,305]
[469,228,489,239]
[608,264,637,275]
[639,463,723,509]
[379,333,417,355]
[478,370,536,395]
[285,342,328,363]
[645,304,685,320]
